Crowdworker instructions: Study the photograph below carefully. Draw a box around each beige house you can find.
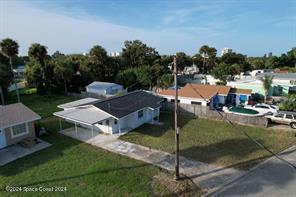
[0,103,41,149]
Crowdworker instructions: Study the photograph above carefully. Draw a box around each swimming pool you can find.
[227,106,260,116]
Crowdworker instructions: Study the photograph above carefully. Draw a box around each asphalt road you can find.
[213,146,296,196]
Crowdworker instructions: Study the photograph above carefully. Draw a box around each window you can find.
[170,99,180,103]
[11,123,28,138]
[286,114,293,120]
[106,120,109,125]
[191,101,201,105]
[114,119,117,125]
[270,106,276,109]
[289,86,296,94]
[275,114,284,118]
[138,110,144,119]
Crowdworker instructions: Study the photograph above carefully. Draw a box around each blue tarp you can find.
[239,95,247,102]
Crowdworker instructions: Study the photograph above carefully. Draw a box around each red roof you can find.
[158,83,231,100]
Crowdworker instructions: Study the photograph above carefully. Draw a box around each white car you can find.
[244,103,278,115]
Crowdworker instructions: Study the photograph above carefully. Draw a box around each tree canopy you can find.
[122,40,160,68]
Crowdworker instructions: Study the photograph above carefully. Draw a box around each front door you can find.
[0,129,7,149]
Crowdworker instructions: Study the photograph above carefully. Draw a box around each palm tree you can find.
[260,75,274,103]
[53,58,74,94]
[28,43,48,90]
[0,38,20,102]
[199,45,217,74]
[0,63,12,104]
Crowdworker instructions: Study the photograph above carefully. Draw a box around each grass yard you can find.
[1,90,201,196]
[120,113,296,169]
[0,132,201,196]
[7,87,76,117]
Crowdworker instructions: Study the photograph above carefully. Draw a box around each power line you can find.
[173,63,296,169]
[186,82,296,169]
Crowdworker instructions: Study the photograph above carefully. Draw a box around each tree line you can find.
[0,37,295,104]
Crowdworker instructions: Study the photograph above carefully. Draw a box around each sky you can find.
[1,0,295,56]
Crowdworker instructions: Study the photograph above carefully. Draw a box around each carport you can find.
[53,106,112,137]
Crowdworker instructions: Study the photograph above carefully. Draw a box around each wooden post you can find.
[174,56,180,180]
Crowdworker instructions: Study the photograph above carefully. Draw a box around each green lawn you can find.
[1,90,201,196]
[1,132,201,196]
[7,87,76,118]
[120,113,296,169]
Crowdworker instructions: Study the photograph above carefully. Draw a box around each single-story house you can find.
[54,91,163,135]
[0,103,41,149]
[85,81,123,96]
[157,83,252,107]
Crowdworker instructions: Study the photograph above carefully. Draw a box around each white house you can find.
[157,83,252,107]
[54,91,163,135]
[85,81,123,96]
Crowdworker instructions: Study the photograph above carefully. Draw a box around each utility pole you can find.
[174,56,180,180]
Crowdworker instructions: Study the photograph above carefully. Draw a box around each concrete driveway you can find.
[212,146,296,196]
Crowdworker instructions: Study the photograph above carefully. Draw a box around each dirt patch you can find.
[151,172,202,197]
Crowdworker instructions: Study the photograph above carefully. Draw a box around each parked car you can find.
[244,103,278,115]
[266,111,296,129]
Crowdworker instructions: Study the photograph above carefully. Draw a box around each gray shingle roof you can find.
[0,103,41,129]
[94,91,163,118]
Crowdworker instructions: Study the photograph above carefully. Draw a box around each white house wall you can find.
[86,87,106,94]
[112,107,160,134]
[159,95,208,106]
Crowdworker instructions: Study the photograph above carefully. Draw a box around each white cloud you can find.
[0,1,220,56]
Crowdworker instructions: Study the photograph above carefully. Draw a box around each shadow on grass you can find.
[0,133,79,177]
[0,163,149,190]
[180,138,269,170]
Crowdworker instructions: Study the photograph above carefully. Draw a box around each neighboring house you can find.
[0,103,41,149]
[85,81,123,96]
[54,91,163,135]
[13,65,25,78]
[227,73,296,97]
[157,83,252,107]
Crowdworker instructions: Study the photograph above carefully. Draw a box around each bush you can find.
[279,94,296,111]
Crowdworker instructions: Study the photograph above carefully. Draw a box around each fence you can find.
[161,102,268,127]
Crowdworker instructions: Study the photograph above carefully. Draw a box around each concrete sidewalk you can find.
[60,127,244,193]
[0,139,51,166]
[211,146,296,196]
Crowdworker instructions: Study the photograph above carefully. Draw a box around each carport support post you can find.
[59,118,62,131]
[91,125,94,137]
